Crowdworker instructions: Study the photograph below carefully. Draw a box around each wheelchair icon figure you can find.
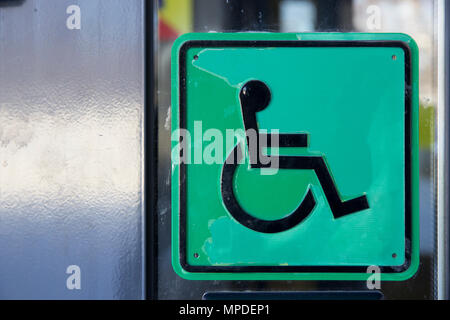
[221,80,370,233]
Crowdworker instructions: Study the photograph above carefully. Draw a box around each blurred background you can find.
[157,0,439,299]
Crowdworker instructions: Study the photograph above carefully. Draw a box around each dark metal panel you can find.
[0,0,144,299]
[145,0,157,300]
[445,0,450,300]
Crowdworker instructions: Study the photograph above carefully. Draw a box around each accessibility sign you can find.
[171,33,419,281]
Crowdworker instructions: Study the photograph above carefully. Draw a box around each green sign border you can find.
[171,32,419,281]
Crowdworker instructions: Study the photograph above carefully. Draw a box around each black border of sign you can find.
[178,40,412,274]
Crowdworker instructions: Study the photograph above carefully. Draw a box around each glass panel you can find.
[157,0,439,299]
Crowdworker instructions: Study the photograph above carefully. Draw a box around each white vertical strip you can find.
[437,0,446,300]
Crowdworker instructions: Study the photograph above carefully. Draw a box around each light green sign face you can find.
[171,33,419,281]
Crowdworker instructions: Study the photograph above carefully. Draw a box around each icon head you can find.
[239,80,271,113]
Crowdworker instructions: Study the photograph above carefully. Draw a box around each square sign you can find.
[171,33,419,281]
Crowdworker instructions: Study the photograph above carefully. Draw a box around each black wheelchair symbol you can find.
[221,80,369,233]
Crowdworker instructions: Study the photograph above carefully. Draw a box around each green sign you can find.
[171,33,419,281]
